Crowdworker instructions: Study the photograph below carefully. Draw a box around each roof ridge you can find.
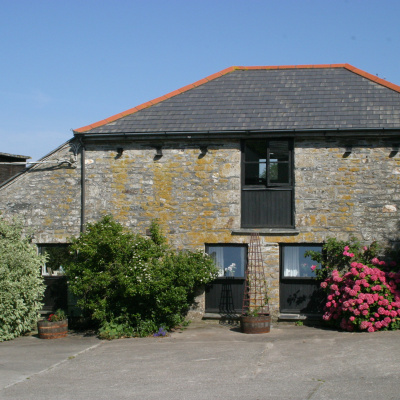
[74,64,400,133]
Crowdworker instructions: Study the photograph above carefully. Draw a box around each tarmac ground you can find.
[1,319,399,400]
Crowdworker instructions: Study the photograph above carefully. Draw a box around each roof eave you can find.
[74,127,400,142]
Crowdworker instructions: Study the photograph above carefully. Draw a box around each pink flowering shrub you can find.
[306,238,400,332]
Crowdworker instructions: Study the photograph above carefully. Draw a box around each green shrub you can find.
[64,216,217,338]
[0,216,46,341]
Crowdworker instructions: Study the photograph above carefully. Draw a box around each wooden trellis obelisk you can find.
[242,233,269,315]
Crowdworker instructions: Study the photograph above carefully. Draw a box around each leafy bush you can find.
[307,238,400,332]
[64,216,218,338]
[0,216,46,341]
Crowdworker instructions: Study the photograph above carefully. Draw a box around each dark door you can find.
[42,276,68,313]
[205,245,247,314]
[280,278,324,313]
[280,244,324,314]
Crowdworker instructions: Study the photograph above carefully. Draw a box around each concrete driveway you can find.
[1,320,399,400]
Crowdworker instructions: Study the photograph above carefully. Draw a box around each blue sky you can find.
[1,0,400,161]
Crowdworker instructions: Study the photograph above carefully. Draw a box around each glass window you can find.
[38,245,69,276]
[282,245,322,278]
[244,139,291,186]
[206,245,247,278]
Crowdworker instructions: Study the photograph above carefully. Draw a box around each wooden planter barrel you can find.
[240,314,271,334]
[37,319,68,339]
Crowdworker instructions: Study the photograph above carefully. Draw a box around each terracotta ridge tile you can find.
[343,64,400,93]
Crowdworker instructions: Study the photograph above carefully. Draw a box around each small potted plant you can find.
[37,309,68,339]
[240,303,271,334]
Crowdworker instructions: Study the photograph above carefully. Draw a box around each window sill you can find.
[231,228,299,236]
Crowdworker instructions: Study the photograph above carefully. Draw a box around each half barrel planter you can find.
[37,319,68,339]
[240,314,271,334]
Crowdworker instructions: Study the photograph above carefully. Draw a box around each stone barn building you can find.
[1,64,400,319]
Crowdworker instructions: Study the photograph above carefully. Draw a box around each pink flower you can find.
[349,253,355,258]
[344,246,350,251]
[310,265,317,271]
[320,281,328,289]
[371,257,380,265]
[360,321,369,330]
[368,326,375,332]
[363,246,368,251]
[374,321,382,329]
[351,268,358,276]
[349,316,355,321]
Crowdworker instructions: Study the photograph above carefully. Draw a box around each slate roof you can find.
[75,64,400,135]
[0,152,31,160]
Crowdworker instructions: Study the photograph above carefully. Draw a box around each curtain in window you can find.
[237,246,245,277]
[209,247,225,277]
[283,246,300,277]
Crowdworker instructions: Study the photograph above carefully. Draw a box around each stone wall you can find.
[294,138,400,244]
[1,136,399,318]
[0,142,82,243]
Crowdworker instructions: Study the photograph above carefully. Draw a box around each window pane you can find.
[39,245,69,276]
[206,245,246,278]
[283,245,321,278]
[269,140,289,162]
[269,162,289,184]
[245,141,267,162]
[245,162,266,185]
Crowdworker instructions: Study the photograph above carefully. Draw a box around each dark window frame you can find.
[205,243,248,280]
[280,243,323,281]
[37,244,70,277]
[241,138,295,228]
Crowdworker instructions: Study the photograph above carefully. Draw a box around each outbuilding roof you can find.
[75,64,400,135]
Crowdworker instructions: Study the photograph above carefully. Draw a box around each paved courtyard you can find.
[1,320,399,399]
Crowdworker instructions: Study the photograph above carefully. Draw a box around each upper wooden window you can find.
[241,139,294,228]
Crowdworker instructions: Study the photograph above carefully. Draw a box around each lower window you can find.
[280,244,324,314]
[206,245,246,278]
[38,244,69,276]
[282,244,321,278]
[205,244,247,314]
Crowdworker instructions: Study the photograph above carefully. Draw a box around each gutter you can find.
[80,139,86,233]
[73,128,400,142]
